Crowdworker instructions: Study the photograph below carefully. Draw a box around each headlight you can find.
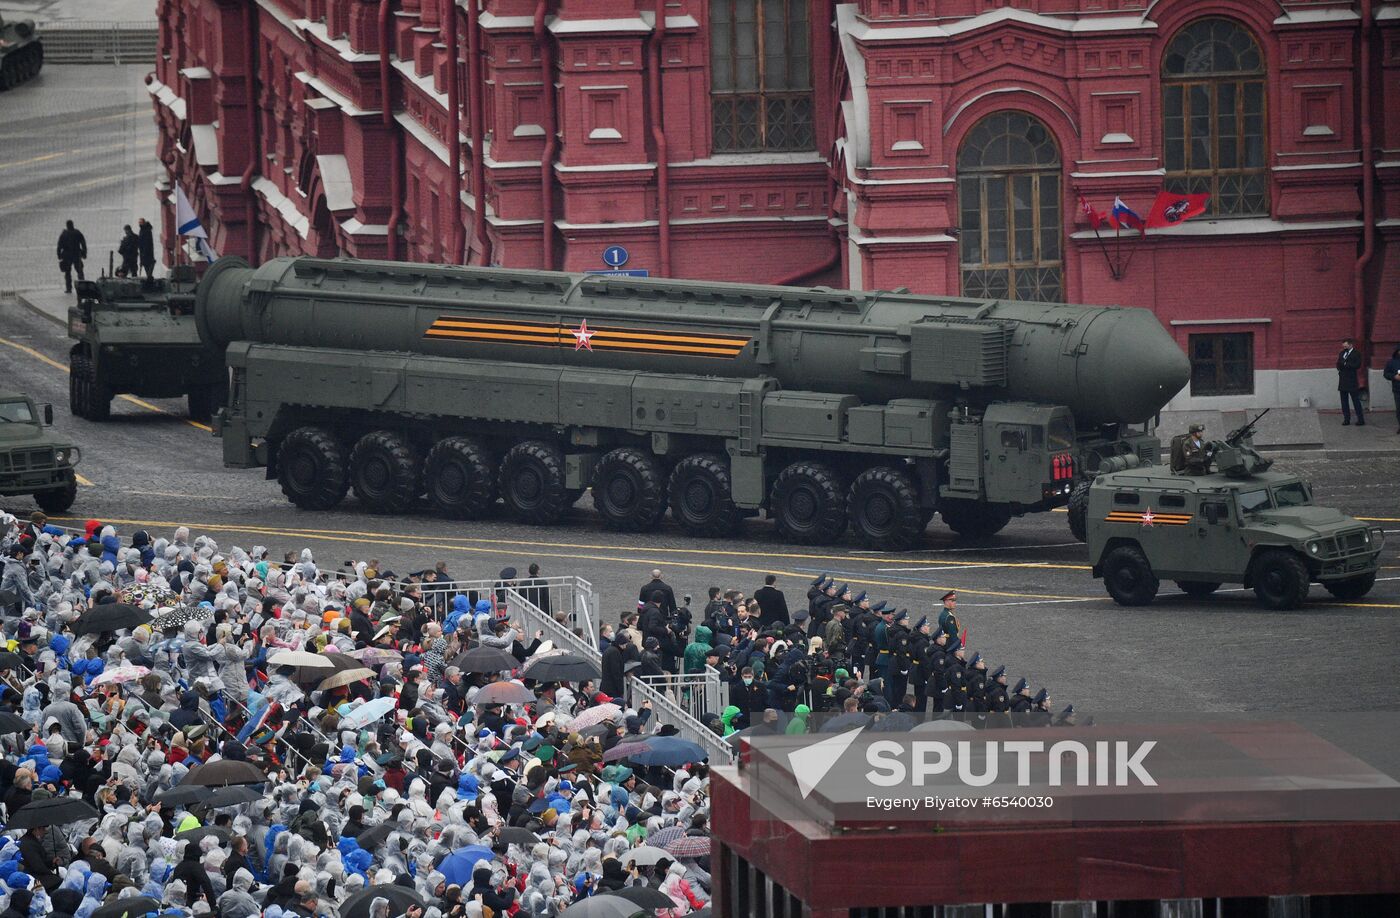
[1306,540,1321,555]
[54,449,66,464]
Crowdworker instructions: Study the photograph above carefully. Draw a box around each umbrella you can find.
[179,759,266,787]
[0,650,21,671]
[559,898,638,918]
[628,736,707,768]
[346,647,402,665]
[338,696,397,730]
[207,784,263,807]
[438,845,497,886]
[623,845,672,867]
[524,653,600,683]
[155,785,212,807]
[663,835,711,858]
[5,795,100,829]
[601,741,651,763]
[90,664,150,687]
[602,886,676,909]
[339,885,425,918]
[497,827,539,847]
[819,712,871,733]
[643,827,684,850]
[452,646,518,674]
[316,666,376,691]
[0,711,31,734]
[353,822,395,852]
[473,681,537,706]
[150,604,211,632]
[266,650,334,669]
[91,896,164,918]
[119,585,183,609]
[72,603,151,636]
[568,703,622,731]
[176,825,230,844]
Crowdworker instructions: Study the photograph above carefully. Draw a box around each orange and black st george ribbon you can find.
[1104,507,1193,527]
[423,315,749,359]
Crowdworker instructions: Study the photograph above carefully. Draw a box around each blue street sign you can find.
[586,269,649,278]
[602,245,629,268]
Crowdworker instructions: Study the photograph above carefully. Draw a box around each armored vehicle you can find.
[69,270,228,423]
[0,390,79,513]
[1087,415,1382,609]
[0,15,42,91]
[196,256,1189,549]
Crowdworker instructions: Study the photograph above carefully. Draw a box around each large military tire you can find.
[349,430,422,514]
[1176,580,1222,598]
[276,426,350,510]
[1067,480,1091,542]
[70,353,110,421]
[940,499,1012,539]
[770,461,847,545]
[1323,573,1376,601]
[186,386,215,423]
[1250,549,1310,610]
[35,479,77,513]
[847,466,924,551]
[499,441,571,525]
[1102,545,1159,606]
[668,453,742,538]
[591,447,667,532]
[425,436,497,519]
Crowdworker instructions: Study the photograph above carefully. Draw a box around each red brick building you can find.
[150,0,1400,412]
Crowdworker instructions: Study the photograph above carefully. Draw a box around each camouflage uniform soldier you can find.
[1183,423,1209,474]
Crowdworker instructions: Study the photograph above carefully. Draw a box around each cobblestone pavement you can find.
[0,63,159,294]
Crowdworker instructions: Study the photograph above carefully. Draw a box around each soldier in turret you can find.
[1182,423,1209,474]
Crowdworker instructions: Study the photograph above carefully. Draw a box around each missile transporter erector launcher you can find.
[196,257,1190,549]
[0,15,42,91]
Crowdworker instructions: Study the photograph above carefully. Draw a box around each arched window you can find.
[1162,18,1267,217]
[957,111,1062,301]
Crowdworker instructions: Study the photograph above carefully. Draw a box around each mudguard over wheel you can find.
[350,430,422,514]
[1323,573,1376,601]
[770,461,847,545]
[847,466,924,551]
[499,440,571,525]
[1176,580,1222,598]
[425,436,497,519]
[1067,480,1090,542]
[1250,549,1310,610]
[940,498,1012,539]
[35,479,77,513]
[668,453,742,537]
[276,426,350,510]
[1103,544,1159,606]
[592,447,667,532]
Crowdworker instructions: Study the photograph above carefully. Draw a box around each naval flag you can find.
[174,185,217,263]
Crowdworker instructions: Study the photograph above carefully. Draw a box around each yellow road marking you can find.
[1,172,131,212]
[0,336,212,432]
[75,473,94,486]
[0,149,80,170]
[49,514,1089,601]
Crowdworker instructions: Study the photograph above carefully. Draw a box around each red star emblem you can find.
[1141,507,1155,527]
[571,319,595,352]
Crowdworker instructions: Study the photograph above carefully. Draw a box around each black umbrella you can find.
[0,650,22,672]
[497,826,539,846]
[524,653,601,683]
[150,604,210,633]
[91,896,164,918]
[176,825,230,844]
[6,795,100,829]
[72,603,152,636]
[207,784,263,807]
[338,885,425,918]
[451,646,518,674]
[179,759,266,787]
[353,822,395,851]
[602,886,677,909]
[155,785,212,807]
[0,711,31,734]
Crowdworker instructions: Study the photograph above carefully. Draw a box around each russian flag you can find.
[1110,196,1145,233]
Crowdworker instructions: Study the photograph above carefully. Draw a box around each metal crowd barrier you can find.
[37,20,158,64]
[626,672,735,765]
[633,667,730,727]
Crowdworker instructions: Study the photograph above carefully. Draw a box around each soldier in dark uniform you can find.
[1052,704,1076,727]
[56,219,87,293]
[944,654,968,714]
[887,609,915,703]
[1182,423,1209,474]
[985,665,1010,713]
[809,581,841,639]
[908,617,934,714]
[965,652,989,713]
[1028,688,1053,726]
[927,629,951,712]
[1008,678,1034,713]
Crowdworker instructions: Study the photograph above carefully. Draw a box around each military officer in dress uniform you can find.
[1009,677,1034,713]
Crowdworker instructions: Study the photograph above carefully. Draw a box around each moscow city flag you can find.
[1145,190,1211,229]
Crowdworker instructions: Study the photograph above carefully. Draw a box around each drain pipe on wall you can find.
[239,0,261,264]
[465,0,490,265]
[533,0,556,270]
[379,0,403,260]
[1354,0,1375,371]
[648,0,671,276]
[446,0,464,264]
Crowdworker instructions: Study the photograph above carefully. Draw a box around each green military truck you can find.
[68,271,227,422]
[195,256,1190,550]
[0,390,79,513]
[1087,416,1383,609]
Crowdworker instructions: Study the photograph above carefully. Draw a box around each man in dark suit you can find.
[754,574,789,629]
[1337,338,1365,426]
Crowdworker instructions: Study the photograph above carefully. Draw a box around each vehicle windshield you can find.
[1048,416,1074,450]
[1238,488,1272,514]
[1272,482,1311,508]
[0,400,35,424]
